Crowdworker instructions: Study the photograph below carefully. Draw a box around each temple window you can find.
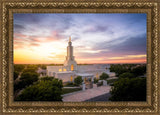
[71,64,74,71]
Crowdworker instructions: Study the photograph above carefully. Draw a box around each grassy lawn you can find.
[64,84,76,87]
[62,88,82,95]
[63,83,79,87]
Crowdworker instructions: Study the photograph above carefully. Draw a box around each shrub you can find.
[99,73,109,80]
[74,76,83,85]
[94,78,98,83]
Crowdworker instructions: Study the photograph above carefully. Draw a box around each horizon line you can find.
[14,62,147,65]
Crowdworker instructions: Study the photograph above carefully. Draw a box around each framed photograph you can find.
[0,0,159,114]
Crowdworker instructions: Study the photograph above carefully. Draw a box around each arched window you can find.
[63,68,66,71]
[70,76,73,82]
[71,64,74,71]
[59,69,62,72]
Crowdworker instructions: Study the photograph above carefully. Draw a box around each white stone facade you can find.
[47,37,111,83]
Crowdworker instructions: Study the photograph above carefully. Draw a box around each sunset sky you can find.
[14,13,146,64]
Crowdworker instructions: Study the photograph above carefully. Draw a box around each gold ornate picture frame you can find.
[0,0,159,114]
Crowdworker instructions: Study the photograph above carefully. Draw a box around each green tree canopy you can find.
[131,65,146,77]
[119,72,134,79]
[110,64,130,76]
[15,78,63,101]
[39,64,47,69]
[14,64,25,73]
[20,72,38,83]
[26,64,39,70]
[40,76,54,81]
[109,77,146,101]
[14,72,39,91]
[99,72,109,80]
[74,76,83,85]
[14,80,27,91]
[94,78,98,83]
[23,68,37,73]
[14,71,19,80]
[110,64,146,77]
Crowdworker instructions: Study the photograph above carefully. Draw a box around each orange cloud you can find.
[109,54,146,60]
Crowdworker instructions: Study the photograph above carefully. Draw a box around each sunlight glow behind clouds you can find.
[14,13,146,64]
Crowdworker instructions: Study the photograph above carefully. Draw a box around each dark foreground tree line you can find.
[14,64,146,101]
[15,77,63,101]
[109,77,146,101]
[108,64,146,101]
[14,64,83,101]
[110,64,146,77]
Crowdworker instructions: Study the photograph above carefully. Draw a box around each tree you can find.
[109,64,146,77]
[14,71,19,80]
[23,68,37,73]
[15,78,63,101]
[20,72,38,85]
[26,64,38,70]
[94,78,98,83]
[110,64,126,76]
[14,72,39,91]
[40,76,54,81]
[99,73,109,80]
[40,64,47,69]
[119,72,134,79]
[110,64,134,77]
[131,65,146,77]
[74,76,83,85]
[109,77,146,101]
[14,80,26,92]
[14,64,25,72]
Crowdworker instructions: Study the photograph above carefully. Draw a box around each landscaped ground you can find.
[85,93,111,101]
[62,84,111,102]
[62,88,82,95]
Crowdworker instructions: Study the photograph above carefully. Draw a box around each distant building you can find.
[47,37,111,83]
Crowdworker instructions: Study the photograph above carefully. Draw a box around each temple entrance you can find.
[84,77,93,89]
[76,73,94,90]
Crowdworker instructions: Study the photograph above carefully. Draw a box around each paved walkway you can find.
[62,85,111,102]
[85,93,111,102]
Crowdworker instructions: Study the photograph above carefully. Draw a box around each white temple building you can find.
[47,37,111,83]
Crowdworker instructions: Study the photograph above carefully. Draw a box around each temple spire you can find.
[69,36,71,42]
